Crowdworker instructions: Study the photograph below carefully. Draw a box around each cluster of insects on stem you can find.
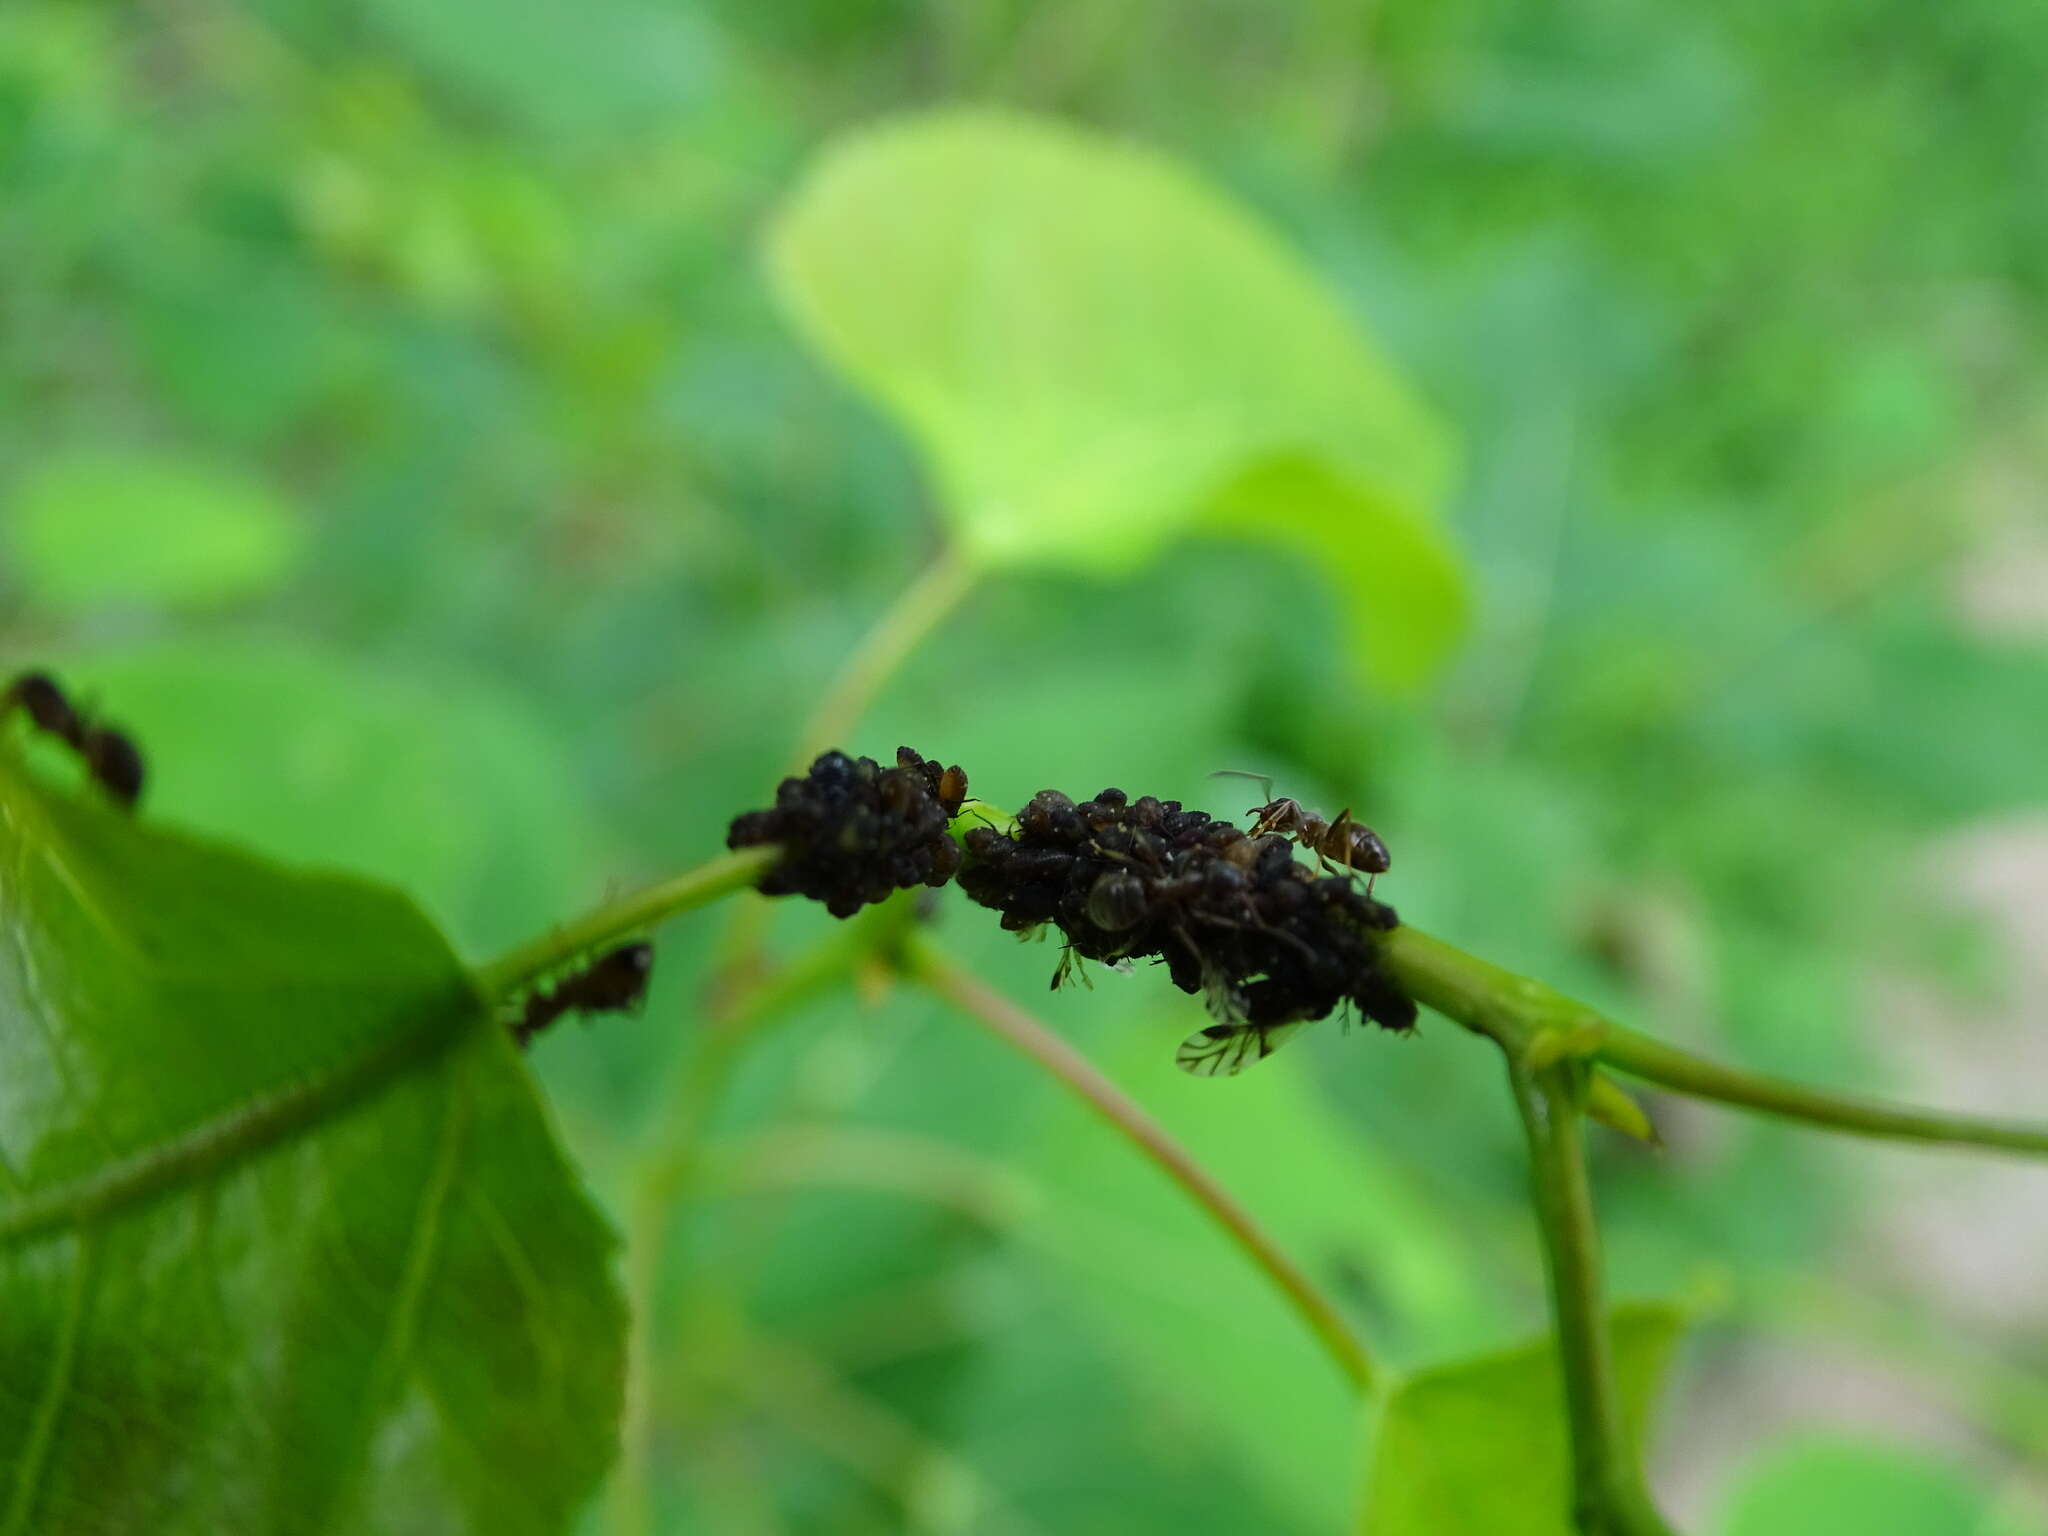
[509,943,656,1048]
[905,759,1419,1075]
[2,670,146,809]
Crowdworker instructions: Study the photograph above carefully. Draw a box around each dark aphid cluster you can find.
[3,670,146,809]
[727,747,969,918]
[958,787,1416,1075]
[512,942,655,1048]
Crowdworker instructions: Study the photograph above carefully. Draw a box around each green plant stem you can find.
[611,900,915,1536]
[1508,1061,1673,1536]
[1596,1023,2048,1157]
[480,835,2048,1536]
[904,934,1377,1396]
[1375,924,1591,1054]
[709,548,978,1010]
[790,546,978,773]
[473,847,778,1000]
[1379,923,2048,1158]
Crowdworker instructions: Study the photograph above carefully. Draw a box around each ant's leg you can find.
[1330,809,1356,874]
[1328,808,1380,894]
[1320,808,1360,885]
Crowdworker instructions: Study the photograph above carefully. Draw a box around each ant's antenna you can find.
[1208,768,1275,802]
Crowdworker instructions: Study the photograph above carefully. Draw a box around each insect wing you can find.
[1199,957,1250,1026]
[1174,1020,1311,1077]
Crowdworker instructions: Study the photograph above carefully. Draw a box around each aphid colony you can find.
[726,747,969,917]
[3,670,146,809]
[959,788,1415,1074]
[726,751,1416,1076]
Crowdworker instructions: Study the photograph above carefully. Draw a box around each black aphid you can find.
[82,728,146,809]
[4,670,147,810]
[726,747,969,918]
[957,783,1413,1075]
[513,943,655,1048]
[6,672,81,741]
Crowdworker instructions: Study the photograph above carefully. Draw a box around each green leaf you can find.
[1717,1436,2021,1536]
[54,642,599,957]
[358,0,715,141]
[768,108,1469,693]
[1587,1070,1660,1145]
[1360,1303,1686,1535]
[8,453,303,613]
[0,745,622,1534]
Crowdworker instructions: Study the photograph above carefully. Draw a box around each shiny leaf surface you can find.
[0,746,622,1535]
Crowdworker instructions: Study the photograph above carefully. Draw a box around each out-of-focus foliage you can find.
[1020,1022,1497,1530]
[3,0,2046,1529]
[57,642,600,955]
[8,452,302,612]
[1715,1436,2024,1536]
[1361,1304,1684,1536]
[770,109,1466,692]
[0,746,622,1535]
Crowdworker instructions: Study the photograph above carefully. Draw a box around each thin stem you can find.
[1379,923,2048,1159]
[743,1332,1049,1536]
[709,548,977,1011]
[1376,923,1593,1053]
[702,1123,1036,1227]
[641,901,920,1212]
[790,547,978,773]
[612,900,914,1536]
[1509,1061,1674,1536]
[473,847,778,1000]
[904,934,1376,1396]
[1597,1023,2048,1158]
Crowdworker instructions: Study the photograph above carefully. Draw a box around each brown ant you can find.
[512,942,654,1048]
[4,670,146,810]
[1210,771,1389,893]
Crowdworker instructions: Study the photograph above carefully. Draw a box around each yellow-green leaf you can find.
[1360,1304,1686,1535]
[9,452,302,613]
[1587,1069,1661,1145]
[768,108,1469,693]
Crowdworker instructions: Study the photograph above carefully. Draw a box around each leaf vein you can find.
[367,1046,472,1413]
[2,1230,93,1536]
[0,1000,475,1250]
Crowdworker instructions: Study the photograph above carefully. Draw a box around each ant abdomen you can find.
[1342,824,1392,876]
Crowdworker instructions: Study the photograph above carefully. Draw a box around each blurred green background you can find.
[4,1,2047,1531]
